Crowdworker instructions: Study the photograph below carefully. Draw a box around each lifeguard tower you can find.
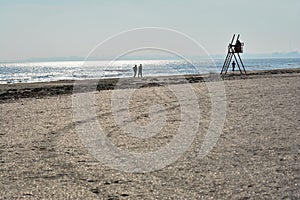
[220,34,246,75]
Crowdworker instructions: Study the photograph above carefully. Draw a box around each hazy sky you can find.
[0,0,299,61]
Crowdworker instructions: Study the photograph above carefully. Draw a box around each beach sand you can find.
[0,69,299,199]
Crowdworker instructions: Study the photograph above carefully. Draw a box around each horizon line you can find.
[1,51,300,63]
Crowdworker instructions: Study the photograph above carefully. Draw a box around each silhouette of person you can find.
[232,61,236,72]
[138,64,142,78]
[235,39,242,53]
[133,65,137,78]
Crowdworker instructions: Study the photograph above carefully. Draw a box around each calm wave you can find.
[0,58,299,84]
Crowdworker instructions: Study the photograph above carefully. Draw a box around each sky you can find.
[0,0,299,61]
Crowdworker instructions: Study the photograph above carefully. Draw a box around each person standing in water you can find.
[133,64,137,78]
[138,64,143,78]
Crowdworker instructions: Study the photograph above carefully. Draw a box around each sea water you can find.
[0,58,299,84]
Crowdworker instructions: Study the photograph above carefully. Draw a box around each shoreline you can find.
[1,68,300,103]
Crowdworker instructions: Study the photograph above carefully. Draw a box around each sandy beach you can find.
[0,69,299,199]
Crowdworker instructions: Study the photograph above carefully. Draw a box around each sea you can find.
[0,58,299,84]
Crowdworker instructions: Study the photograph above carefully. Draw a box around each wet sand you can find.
[0,69,299,199]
